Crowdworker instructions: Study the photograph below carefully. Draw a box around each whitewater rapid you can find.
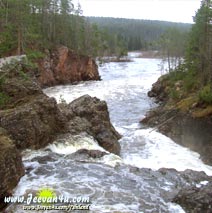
[44,54,212,176]
[5,52,212,213]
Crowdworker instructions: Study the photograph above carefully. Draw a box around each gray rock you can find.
[0,128,24,209]
[59,95,121,155]
[173,182,212,213]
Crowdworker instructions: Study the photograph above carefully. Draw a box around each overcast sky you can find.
[78,0,202,23]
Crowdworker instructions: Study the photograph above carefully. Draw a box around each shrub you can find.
[26,50,45,61]
[184,75,198,92]
[170,88,180,100]
[18,70,29,81]
[199,85,212,104]
[0,92,9,107]
[0,76,6,85]
[169,70,185,82]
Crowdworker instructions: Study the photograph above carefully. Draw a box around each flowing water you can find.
[6,53,212,213]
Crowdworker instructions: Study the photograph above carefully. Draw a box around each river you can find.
[5,52,212,213]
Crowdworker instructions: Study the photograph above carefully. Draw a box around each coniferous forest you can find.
[0,0,128,58]
[157,0,212,105]
[87,17,191,51]
[1,0,212,98]
[0,0,193,60]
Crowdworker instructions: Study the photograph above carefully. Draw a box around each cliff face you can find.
[37,46,100,87]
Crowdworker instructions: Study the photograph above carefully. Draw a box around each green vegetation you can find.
[184,0,212,104]
[0,74,9,107]
[156,0,212,112]
[87,17,191,51]
[159,28,188,72]
[0,92,9,107]
[0,0,126,58]
[26,50,45,61]
[0,58,38,108]
[199,85,212,104]
[169,88,180,100]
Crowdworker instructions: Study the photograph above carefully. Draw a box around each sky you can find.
[77,0,202,23]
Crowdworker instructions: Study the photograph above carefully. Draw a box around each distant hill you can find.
[86,17,192,50]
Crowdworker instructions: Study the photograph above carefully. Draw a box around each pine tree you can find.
[186,0,212,88]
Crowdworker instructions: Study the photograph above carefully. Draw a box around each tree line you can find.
[159,0,212,104]
[0,0,126,58]
[87,17,191,51]
[186,0,212,88]
[184,0,212,102]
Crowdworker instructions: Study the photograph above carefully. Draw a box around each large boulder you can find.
[37,46,100,87]
[59,95,121,155]
[0,95,66,150]
[0,61,67,150]
[0,128,24,209]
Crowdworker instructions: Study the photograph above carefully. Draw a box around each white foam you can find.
[97,153,123,167]
[123,129,212,176]
[48,134,122,167]
[168,203,186,213]
[22,149,49,161]
[91,203,140,213]
[200,180,209,185]
[196,180,209,188]
[48,134,106,155]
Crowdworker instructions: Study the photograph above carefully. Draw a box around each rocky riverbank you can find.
[0,59,119,210]
[141,74,212,212]
[142,75,212,165]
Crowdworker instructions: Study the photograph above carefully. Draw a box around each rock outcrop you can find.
[0,60,120,152]
[37,46,100,87]
[0,62,67,150]
[142,75,212,165]
[0,128,24,210]
[147,74,169,103]
[71,149,109,159]
[173,182,212,213]
[143,108,212,165]
[59,95,121,155]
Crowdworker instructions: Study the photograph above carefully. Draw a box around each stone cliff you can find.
[37,46,100,87]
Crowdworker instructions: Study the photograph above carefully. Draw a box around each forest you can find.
[0,0,128,58]
[160,0,212,105]
[1,0,212,94]
[87,17,191,51]
[0,0,194,60]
